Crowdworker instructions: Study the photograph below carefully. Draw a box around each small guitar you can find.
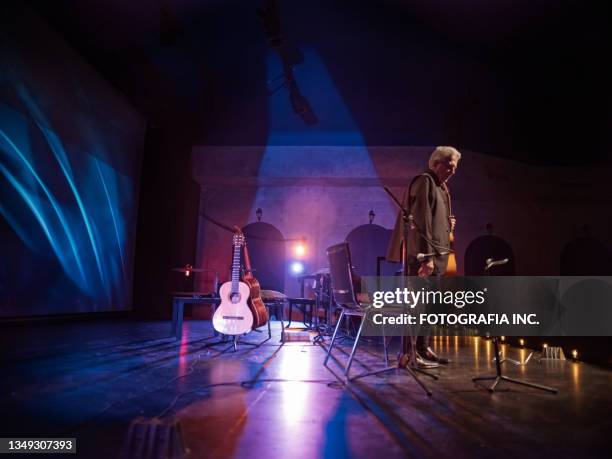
[212,231,254,335]
[444,185,457,277]
[446,224,458,276]
[242,234,269,329]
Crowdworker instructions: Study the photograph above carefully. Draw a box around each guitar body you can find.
[241,240,269,329]
[213,281,254,335]
[243,274,269,329]
[446,231,458,276]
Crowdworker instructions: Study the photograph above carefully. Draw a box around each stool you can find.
[286,298,317,328]
[261,289,287,341]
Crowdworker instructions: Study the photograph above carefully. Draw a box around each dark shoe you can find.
[415,354,440,369]
[398,353,410,369]
[423,346,450,364]
[398,353,439,369]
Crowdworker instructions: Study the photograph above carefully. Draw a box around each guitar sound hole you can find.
[230,292,241,304]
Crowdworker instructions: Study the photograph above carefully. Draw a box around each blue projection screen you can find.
[0,8,145,316]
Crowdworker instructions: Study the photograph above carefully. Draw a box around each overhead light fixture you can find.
[258,0,317,126]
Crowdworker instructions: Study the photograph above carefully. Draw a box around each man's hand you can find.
[450,215,456,232]
[418,259,434,277]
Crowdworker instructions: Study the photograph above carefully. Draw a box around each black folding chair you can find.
[323,242,386,379]
[323,242,438,395]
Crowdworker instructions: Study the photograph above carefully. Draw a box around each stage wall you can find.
[192,146,611,297]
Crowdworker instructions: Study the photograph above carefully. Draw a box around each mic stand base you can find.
[349,336,438,397]
[349,361,437,397]
[472,338,557,393]
[472,375,557,393]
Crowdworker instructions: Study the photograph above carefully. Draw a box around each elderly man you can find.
[386,146,461,367]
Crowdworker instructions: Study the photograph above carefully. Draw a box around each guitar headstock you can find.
[233,226,246,247]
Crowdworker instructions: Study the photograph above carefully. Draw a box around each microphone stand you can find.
[472,259,557,393]
[349,187,437,395]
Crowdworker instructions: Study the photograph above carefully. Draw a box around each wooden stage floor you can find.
[0,319,610,458]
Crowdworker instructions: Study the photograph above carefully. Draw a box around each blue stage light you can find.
[289,261,305,275]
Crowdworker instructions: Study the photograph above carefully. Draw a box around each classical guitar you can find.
[241,234,269,329]
[212,231,254,335]
[446,223,458,276]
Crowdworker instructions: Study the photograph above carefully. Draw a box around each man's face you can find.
[433,155,459,183]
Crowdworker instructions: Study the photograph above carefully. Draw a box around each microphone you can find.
[414,251,451,262]
[485,258,509,271]
[416,252,435,262]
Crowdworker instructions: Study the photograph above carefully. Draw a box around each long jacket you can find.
[386,169,452,274]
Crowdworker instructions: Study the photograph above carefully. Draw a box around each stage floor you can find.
[0,319,610,458]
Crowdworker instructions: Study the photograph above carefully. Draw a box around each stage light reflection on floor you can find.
[1,321,610,459]
[279,346,312,426]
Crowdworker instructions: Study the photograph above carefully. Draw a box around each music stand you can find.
[472,258,557,393]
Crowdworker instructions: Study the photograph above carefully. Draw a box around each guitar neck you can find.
[231,243,241,294]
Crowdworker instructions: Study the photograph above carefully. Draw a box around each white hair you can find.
[429,146,461,169]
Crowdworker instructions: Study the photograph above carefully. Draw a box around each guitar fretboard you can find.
[231,243,240,295]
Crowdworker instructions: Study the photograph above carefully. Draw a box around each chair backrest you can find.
[326,242,361,310]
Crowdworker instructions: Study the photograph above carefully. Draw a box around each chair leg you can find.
[267,308,272,339]
[279,303,285,342]
[300,305,307,327]
[345,311,367,377]
[175,301,184,340]
[324,309,345,366]
[171,299,178,338]
[382,322,389,367]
